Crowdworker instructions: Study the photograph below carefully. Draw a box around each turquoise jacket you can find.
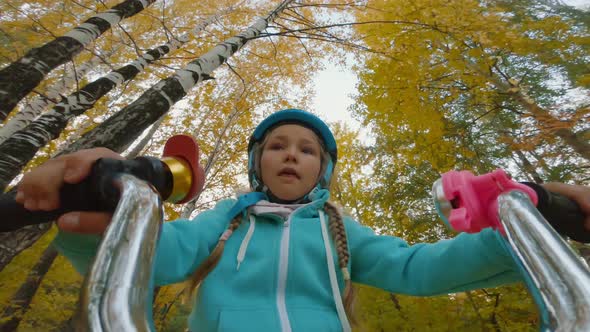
[53,190,521,332]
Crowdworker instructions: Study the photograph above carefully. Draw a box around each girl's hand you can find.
[15,148,124,235]
[542,182,590,231]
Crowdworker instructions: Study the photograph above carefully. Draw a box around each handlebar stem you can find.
[498,190,590,331]
[77,174,163,332]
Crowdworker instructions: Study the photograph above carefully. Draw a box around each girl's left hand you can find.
[542,182,590,231]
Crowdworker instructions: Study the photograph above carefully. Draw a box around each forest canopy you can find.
[0,0,588,330]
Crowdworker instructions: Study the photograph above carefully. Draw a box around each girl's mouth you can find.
[279,168,299,179]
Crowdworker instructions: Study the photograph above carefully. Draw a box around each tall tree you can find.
[0,0,323,273]
[0,245,58,332]
[180,104,245,218]
[0,9,225,191]
[346,1,588,328]
[0,1,334,329]
[13,248,83,330]
[0,0,158,120]
[0,223,51,272]
[60,0,296,155]
[0,51,113,144]
[351,0,589,194]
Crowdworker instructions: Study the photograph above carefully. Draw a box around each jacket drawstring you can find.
[236,215,256,270]
[319,210,351,332]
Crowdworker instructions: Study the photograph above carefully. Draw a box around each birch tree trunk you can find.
[0,0,293,274]
[0,0,158,121]
[0,245,58,332]
[0,52,110,144]
[0,13,220,191]
[0,223,51,272]
[124,115,165,158]
[180,107,243,218]
[0,0,292,270]
[60,0,294,156]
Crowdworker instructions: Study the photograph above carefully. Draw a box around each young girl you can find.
[16,109,590,332]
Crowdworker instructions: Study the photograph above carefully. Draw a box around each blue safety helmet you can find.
[247,109,337,198]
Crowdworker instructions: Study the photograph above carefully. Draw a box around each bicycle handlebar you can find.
[0,134,204,232]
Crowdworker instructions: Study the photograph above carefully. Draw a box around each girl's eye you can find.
[269,143,283,150]
[302,147,316,155]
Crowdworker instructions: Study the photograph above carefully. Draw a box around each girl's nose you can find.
[285,146,297,161]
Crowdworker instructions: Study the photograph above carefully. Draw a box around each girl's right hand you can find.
[542,182,590,231]
[15,148,125,235]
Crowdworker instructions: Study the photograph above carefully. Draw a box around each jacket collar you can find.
[230,189,330,221]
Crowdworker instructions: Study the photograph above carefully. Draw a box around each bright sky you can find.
[563,0,590,7]
[311,61,359,128]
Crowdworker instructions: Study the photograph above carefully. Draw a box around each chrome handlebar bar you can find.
[76,174,163,331]
[498,191,590,331]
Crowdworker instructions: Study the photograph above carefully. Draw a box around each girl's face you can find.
[260,124,323,202]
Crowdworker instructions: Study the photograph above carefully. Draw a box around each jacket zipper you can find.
[277,216,292,332]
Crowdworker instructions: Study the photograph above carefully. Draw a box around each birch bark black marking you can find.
[125,115,166,158]
[61,0,295,155]
[0,54,108,144]
[0,223,51,272]
[0,13,224,190]
[0,0,157,120]
[0,6,237,274]
[0,245,58,332]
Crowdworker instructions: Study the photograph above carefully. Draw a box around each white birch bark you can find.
[0,12,223,191]
[124,115,166,158]
[180,107,244,219]
[0,0,293,271]
[0,53,111,144]
[61,0,294,156]
[0,0,158,120]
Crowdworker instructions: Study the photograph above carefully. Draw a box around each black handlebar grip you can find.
[0,156,171,233]
[522,182,589,243]
[0,172,113,232]
[0,191,66,232]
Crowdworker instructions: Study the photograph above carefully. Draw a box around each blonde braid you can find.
[186,214,243,299]
[324,201,356,323]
